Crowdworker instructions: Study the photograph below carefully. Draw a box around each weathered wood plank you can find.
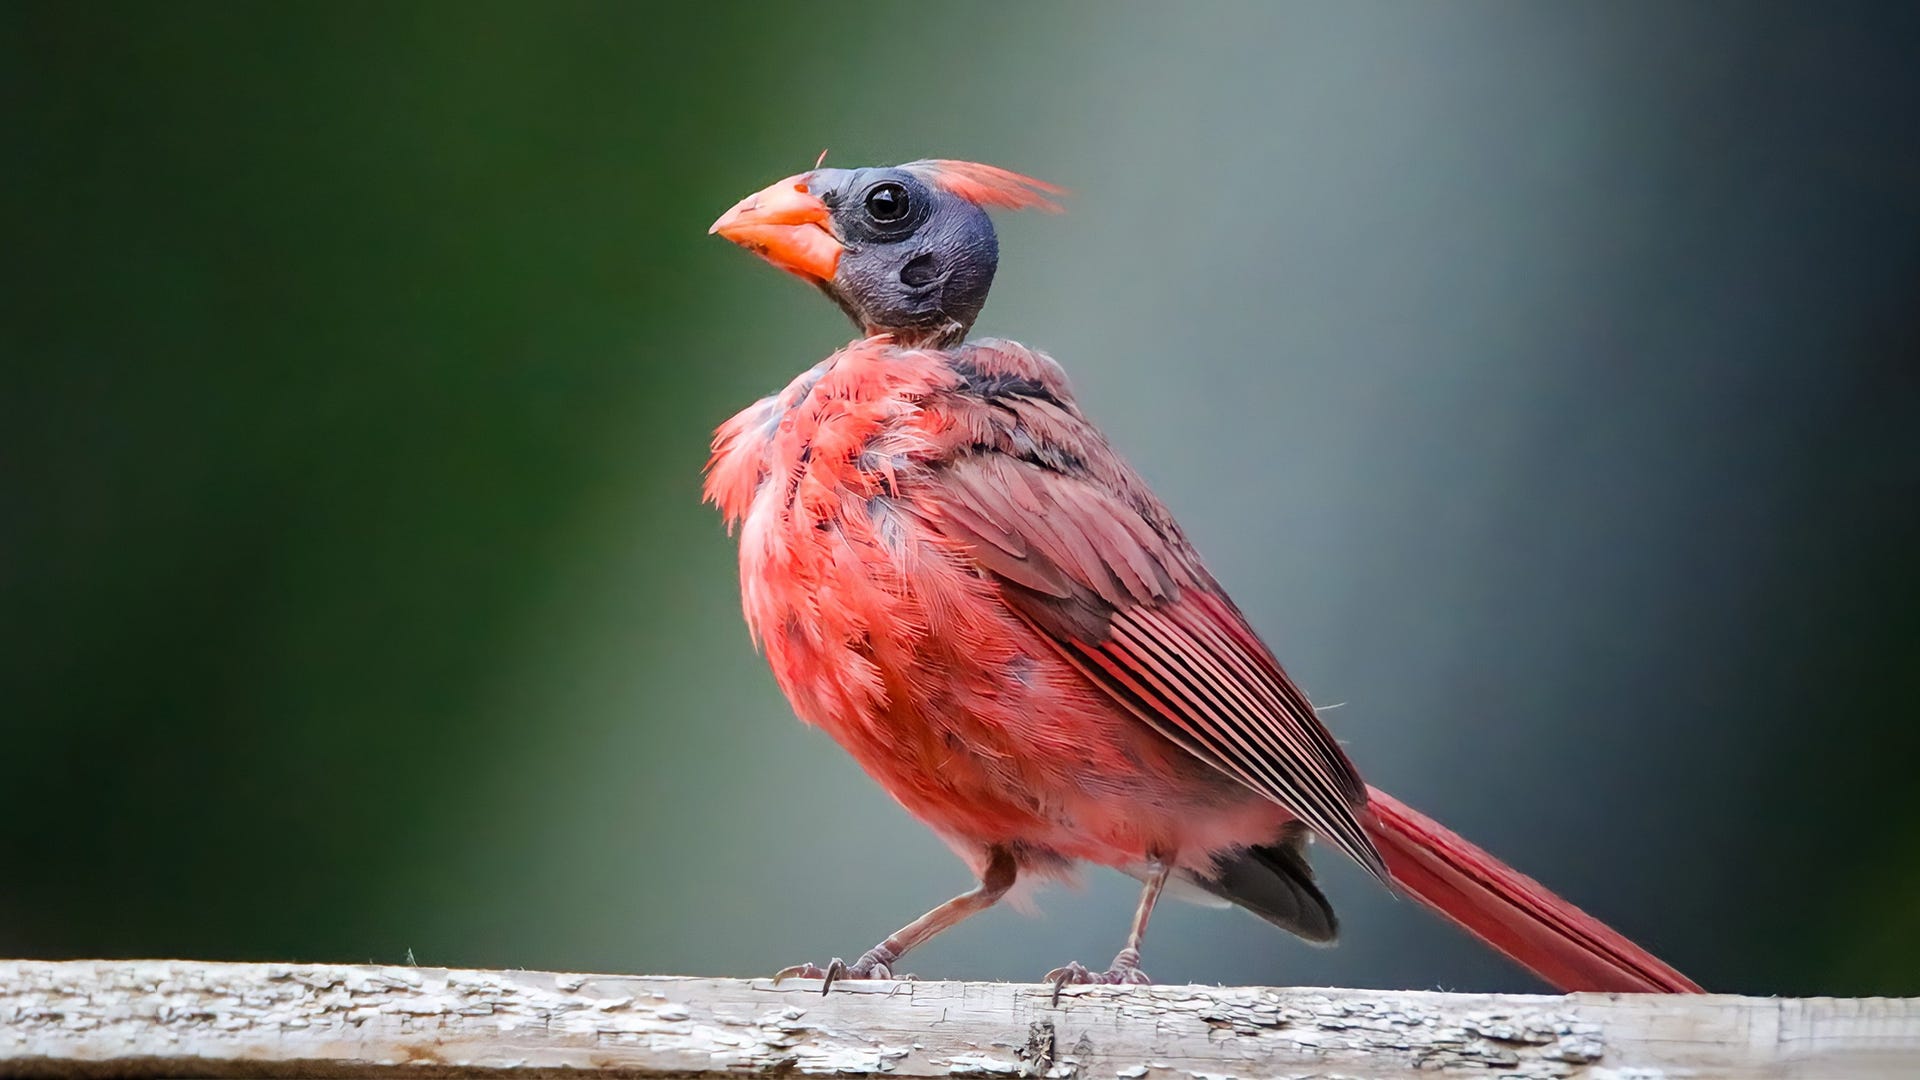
[1,960,1915,1079]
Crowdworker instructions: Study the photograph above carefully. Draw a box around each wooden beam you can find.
[2,960,1914,1078]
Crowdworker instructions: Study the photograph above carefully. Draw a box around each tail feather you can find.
[1192,830,1340,944]
[1364,786,1703,994]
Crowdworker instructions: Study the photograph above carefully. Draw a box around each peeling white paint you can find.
[0,961,1914,1079]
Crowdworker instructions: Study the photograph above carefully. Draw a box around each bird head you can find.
[710,159,1064,347]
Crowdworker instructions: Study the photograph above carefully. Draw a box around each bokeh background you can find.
[6,2,1918,997]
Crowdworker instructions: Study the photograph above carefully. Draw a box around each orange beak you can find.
[709,174,843,284]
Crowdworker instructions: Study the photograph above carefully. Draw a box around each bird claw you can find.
[773,947,910,994]
[1045,948,1151,1005]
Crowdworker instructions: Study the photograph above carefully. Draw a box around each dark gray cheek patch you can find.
[900,253,942,288]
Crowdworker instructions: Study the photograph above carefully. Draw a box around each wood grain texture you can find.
[1,960,1915,1079]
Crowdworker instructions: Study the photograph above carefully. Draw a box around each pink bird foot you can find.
[774,945,914,994]
[1045,947,1151,1004]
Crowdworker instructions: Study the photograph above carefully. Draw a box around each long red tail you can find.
[1364,786,1702,993]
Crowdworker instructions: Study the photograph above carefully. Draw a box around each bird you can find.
[703,158,1701,996]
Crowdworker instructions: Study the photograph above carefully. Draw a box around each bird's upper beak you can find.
[709,174,842,284]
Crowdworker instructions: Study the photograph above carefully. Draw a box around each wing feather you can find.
[916,357,1388,882]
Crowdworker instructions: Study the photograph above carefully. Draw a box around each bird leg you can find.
[776,846,1016,994]
[1047,860,1171,1003]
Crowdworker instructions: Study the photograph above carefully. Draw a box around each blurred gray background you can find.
[5,2,1917,996]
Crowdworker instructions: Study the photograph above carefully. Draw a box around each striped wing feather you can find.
[923,440,1388,884]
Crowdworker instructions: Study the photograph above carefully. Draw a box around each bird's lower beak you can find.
[709,175,842,284]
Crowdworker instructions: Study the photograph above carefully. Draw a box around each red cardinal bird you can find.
[705,159,1700,995]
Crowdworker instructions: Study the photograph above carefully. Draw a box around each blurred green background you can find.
[5,2,1917,996]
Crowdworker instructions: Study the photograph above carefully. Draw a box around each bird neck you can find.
[862,319,970,350]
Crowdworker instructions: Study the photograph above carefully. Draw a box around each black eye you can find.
[864,182,909,223]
